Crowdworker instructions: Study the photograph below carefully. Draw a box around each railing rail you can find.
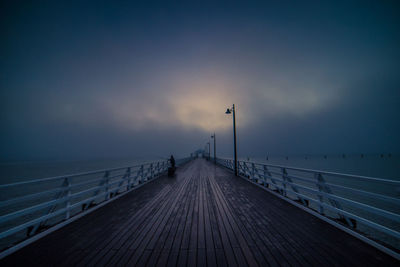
[0,156,193,251]
[216,157,400,249]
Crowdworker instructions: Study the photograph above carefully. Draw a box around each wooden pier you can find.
[1,159,398,266]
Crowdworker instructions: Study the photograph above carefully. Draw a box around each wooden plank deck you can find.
[1,159,398,266]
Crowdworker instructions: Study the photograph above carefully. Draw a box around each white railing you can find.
[216,158,400,250]
[0,157,193,252]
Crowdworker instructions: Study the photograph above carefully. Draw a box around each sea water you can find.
[2,154,398,185]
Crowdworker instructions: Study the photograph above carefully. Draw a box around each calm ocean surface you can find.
[0,158,161,185]
[1,154,399,185]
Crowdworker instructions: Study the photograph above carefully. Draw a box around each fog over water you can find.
[1,1,399,161]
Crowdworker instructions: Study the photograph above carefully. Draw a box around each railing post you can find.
[150,163,154,179]
[263,165,269,187]
[28,178,70,236]
[105,171,110,201]
[315,173,325,215]
[140,165,144,183]
[282,168,288,196]
[266,165,281,191]
[284,169,308,206]
[251,163,255,181]
[316,173,354,227]
[245,162,250,178]
[157,162,160,176]
[65,178,71,220]
[126,167,132,190]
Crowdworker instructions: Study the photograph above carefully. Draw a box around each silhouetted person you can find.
[168,155,176,177]
[170,155,175,168]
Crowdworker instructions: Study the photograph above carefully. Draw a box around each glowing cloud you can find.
[167,82,238,131]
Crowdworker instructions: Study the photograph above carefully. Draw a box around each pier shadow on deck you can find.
[1,159,398,266]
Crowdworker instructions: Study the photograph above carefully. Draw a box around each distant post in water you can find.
[211,133,216,164]
[225,104,238,176]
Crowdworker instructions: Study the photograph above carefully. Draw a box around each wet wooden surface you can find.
[1,159,398,266]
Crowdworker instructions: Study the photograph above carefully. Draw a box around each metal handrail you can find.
[216,157,400,250]
[0,156,193,251]
[242,165,400,204]
[241,160,400,185]
[0,161,161,188]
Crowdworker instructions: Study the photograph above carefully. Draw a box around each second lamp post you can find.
[211,133,216,164]
[225,104,238,176]
[207,142,210,161]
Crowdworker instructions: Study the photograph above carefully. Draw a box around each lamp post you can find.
[211,133,216,164]
[225,104,238,176]
[207,142,210,161]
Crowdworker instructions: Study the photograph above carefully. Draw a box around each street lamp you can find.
[207,142,210,161]
[211,133,216,164]
[225,104,238,176]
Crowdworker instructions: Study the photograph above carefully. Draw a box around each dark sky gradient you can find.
[1,1,400,160]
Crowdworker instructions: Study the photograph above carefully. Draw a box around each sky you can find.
[1,1,400,160]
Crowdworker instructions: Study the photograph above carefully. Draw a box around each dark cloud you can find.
[1,1,399,160]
